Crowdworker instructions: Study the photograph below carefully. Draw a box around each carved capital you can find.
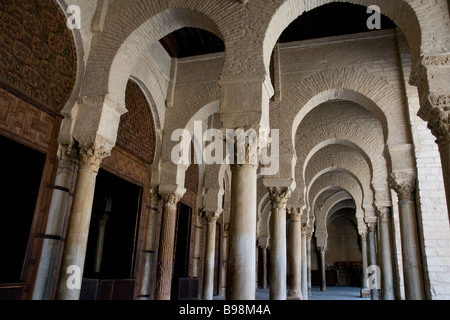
[160,193,183,208]
[95,212,110,227]
[78,146,111,172]
[389,172,416,201]
[203,210,222,223]
[225,127,269,167]
[427,107,450,146]
[375,207,391,223]
[288,207,302,222]
[57,144,79,169]
[268,187,291,209]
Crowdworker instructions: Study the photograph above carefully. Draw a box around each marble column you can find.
[93,211,110,276]
[287,208,302,300]
[390,176,425,300]
[257,237,268,290]
[192,213,203,278]
[32,146,77,300]
[202,211,221,300]
[220,223,229,297]
[301,227,308,300]
[367,222,380,300]
[226,163,257,300]
[306,232,312,296]
[154,188,185,300]
[138,193,160,300]
[377,207,395,300]
[269,188,290,300]
[56,146,111,300]
[359,231,370,298]
[319,247,327,292]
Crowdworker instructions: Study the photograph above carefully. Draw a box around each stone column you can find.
[301,226,308,300]
[226,129,265,300]
[268,187,290,300]
[319,247,327,292]
[154,187,185,300]
[367,222,380,300]
[93,211,110,276]
[377,207,395,300]
[306,231,312,296]
[202,211,221,300]
[32,146,77,300]
[287,208,302,300]
[192,213,203,278]
[360,231,370,298]
[257,237,269,289]
[390,175,425,300]
[56,146,111,300]
[220,223,229,297]
[138,193,160,300]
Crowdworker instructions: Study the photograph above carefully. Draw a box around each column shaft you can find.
[320,249,326,292]
[203,214,219,300]
[378,209,395,300]
[270,206,287,300]
[226,164,257,300]
[56,148,108,300]
[154,193,181,300]
[287,210,302,300]
[360,233,370,298]
[368,224,380,300]
[301,228,308,300]
[307,235,312,296]
[32,147,76,300]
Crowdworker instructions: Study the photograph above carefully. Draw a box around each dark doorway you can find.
[84,169,142,280]
[0,135,45,283]
[171,202,192,300]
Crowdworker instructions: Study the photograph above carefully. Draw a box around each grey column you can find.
[32,146,77,300]
[319,247,326,292]
[377,207,395,300]
[360,231,370,298]
[93,211,110,276]
[202,211,221,300]
[368,222,380,300]
[307,232,312,296]
[56,147,111,300]
[390,177,425,300]
[220,223,229,297]
[287,208,302,300]
[138,193,160,300]
[301,227,308,300]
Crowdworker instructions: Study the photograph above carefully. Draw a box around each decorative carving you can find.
[160,192,183,208]
[0,0,77,112]
[427,107,450,145]
[389,175,416,202]
[288,207,302,222]
[268,187,291,209]
[376,207,391,223]
[78,146,111,173]
[203,210,222,223]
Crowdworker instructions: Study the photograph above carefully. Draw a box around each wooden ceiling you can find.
[159,3,396,58]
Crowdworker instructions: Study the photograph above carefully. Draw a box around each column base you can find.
[360,287,370,298]
[287,290,303,300]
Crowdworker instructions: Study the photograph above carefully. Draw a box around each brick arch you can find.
[0,0,78,112]
[80,5,225,109]
[284,68,409,149]
[115,79,157,164]
[263,0,432,77]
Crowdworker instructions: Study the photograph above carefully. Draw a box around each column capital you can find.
[268,187,291,209]
[159,185,185,208]
[389,172,416,201]
[202,209,222,223]
[78,146,111,172]
[375,207,391,223]
[57,144,79,168]
[95,212,110,227]
[427,107,450,146]
[258,236,269,250]
[288,207,302,222]
[318,246,327,253]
